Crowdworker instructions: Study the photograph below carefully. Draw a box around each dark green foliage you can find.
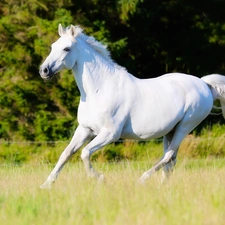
[0,0,225,142]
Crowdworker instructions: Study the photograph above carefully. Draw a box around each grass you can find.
[0,159,225,225]
[2,124,225,164]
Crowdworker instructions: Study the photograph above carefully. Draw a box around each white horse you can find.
[39,24,225,188]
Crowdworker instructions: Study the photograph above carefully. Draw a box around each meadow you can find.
[0,159,225,225]
[1,124,225,225]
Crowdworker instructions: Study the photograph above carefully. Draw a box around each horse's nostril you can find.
[44,68,49,74]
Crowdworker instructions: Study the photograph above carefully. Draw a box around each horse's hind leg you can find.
[139,130,180,183]
[139,148,176,183]
[161,132,178,181]
[139,111,209,183]
[40,125,93,189]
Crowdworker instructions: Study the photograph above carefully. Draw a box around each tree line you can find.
[0,0,225,141]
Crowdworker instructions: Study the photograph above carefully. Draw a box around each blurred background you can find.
[1,0,225,143]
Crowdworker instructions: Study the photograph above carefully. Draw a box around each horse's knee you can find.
[81,148,90,162]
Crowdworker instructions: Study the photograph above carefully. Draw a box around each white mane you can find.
[71,26,126,71]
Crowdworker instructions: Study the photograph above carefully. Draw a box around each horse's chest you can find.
[77,102,117,132]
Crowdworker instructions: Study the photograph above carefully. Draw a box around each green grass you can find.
[1,124,225,224]
[1,124,225,164]
[0,159,225,225]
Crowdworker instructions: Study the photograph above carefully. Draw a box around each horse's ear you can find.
[58,24,65,36]
[70,25,77,37]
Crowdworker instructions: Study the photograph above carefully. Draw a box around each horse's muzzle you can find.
[39,66,54,80]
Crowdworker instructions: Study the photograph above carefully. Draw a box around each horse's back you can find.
[136,73,213,105]
[121,73,213,140]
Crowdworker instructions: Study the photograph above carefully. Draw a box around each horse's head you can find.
[39,24,80,80]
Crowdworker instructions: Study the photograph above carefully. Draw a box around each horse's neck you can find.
[73,45,118,100]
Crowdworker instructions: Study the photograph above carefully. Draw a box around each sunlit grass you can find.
[2,124,225,164]
[0,159,225,225]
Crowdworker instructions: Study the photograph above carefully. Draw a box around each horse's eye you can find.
[64,47,70,52]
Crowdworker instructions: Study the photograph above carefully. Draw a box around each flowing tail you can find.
[201,74,225,118]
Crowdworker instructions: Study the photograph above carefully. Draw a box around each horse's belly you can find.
[120,108,184,140]
[120,129,170,140]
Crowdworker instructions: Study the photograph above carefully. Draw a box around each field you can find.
[0,159,225,225]
[0,125,225,224]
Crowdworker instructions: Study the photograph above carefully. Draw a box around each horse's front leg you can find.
[40,125,93,189]
[81,127,120,180]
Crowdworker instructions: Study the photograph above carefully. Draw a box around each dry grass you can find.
[0,159,225,225]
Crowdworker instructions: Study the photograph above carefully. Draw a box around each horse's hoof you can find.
[40,181,52,189]
[139,172,151,184]
[138,177,146,185]
[97,174,105,183]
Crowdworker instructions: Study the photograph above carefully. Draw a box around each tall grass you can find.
[0,160,225,225]
[0,124,225,224]
[1,124,225,164]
